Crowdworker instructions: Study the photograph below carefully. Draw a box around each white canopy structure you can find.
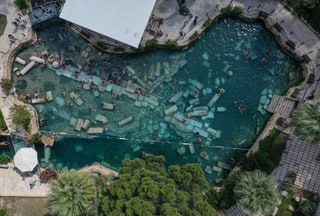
[60,0,156,48]
[14,148,38,172]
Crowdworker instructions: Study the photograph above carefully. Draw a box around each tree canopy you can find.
[234,170,280,215]
[291,99,320,144]
[48,171,98,216]
[101,155,218,216]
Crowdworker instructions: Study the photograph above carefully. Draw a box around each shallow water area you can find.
[10,19,302,184]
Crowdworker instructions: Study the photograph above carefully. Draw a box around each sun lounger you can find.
[75,118,84,131]
[87,127,104,134]
[118,116,133,126]
[95,114,107,123]
[102,102,115,110]
[31,98,46,104]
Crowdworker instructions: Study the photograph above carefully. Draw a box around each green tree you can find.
[0,78,13,95]
[291,99,320,144]
[234,170,280,215]
[101,155,218,216]
[14,0,28,11]
[48,171,98,216]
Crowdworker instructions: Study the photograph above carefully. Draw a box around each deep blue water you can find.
[6,18,302,184]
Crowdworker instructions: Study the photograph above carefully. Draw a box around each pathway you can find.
[0,0,39,135]
[0,163,50,197]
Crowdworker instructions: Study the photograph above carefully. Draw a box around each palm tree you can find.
[291,99,320,144]
[47,171,98,216]
[234,170,280,215]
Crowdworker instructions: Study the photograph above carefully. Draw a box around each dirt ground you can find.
[0,197,49,216]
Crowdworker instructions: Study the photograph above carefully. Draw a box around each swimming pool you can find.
[10,18,303,184]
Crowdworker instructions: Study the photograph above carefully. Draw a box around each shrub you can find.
[179,6,190,16]
[1,78,13,94]
[240,129,287,174]
[232,6,244,16]
[273,23,283,32]
[203,18,212,28]
[15,0,28,13]
[28,132,42,144]
[297,200,317,216]
[276,117,284,127]
[165,39,178,48]
[40,168,58,183]
[220,6,244,16]
[112,47,124,52]
[221,6,233,15]
[145,38,158,50]
[0,209,7,216]
[11,105,31,132]
[0,154,11,165]
[189,31,199,41]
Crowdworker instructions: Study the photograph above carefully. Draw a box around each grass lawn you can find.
[277,189,295,216]
[0,197,49,216]
[283,0,320,33]
[0,14,7,37]
[277,185,318,216]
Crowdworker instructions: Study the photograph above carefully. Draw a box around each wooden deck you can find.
[267,95,298,117]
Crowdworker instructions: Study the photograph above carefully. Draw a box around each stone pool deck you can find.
[0,163,50,197]
[0,162,119,197]
[0,0,39,135]
[0,2,319,215]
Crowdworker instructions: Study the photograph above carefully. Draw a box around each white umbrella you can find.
[14,148,38,172]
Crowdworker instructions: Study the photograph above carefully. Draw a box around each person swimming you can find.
[234,100,246,113]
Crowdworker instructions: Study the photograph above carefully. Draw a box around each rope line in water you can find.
[31,130,250,151]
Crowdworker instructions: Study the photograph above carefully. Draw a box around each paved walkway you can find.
[271,135,320,192]
[79,163,119,177]
[0,0,39,135]
[0,163,50,197]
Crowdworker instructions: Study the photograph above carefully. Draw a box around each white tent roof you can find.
[14,148,38,172]
[60,0,156,48]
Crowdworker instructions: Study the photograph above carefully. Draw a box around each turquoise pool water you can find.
[10,18,302,184]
